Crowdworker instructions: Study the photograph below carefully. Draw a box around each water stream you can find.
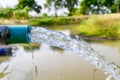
[30,27,120,80]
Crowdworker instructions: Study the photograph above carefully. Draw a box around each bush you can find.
[0,8,13,19]
[13,6,30,19]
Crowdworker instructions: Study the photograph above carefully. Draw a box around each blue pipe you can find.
[8,25,31,43]
[0,46,12,56]
[0,25,31,44]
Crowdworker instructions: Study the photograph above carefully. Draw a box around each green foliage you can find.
[114,0,120,4]
[101,0,113,6]
[0,0,42,19]
[45,0,79,16]
[13,6,30,19]
[64,0,79,16]
[80,0,96,14]
[29,17,66,26]
[110,4,117,12]
[0,8,13,19]
[80,0,120,14]
[41,13,48,17]
[16,0,42,13]
[29,16,87,26]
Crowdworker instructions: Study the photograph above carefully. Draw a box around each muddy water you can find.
[1,40,120,80]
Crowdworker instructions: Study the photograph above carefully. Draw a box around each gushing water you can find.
[30,27,120,80]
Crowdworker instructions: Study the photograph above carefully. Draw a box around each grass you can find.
[28,16,88,26]
[73,14,120,39]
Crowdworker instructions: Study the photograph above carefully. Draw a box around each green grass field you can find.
[74,14,120,39]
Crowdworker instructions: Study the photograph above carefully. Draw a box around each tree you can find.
[63,0,79,16]
[0,8,13,19]
[45,0,63,17]
[114,0,120,12]
[80,0,99,14]
[80,0,120,14]
[101,0,114,7]
[16,0,42,13]
[45,0,79,16]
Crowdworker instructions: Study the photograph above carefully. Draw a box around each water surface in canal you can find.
[1,40,120,80]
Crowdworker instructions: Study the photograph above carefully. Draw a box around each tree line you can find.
[80,0,120,14]
[0,0,120,19]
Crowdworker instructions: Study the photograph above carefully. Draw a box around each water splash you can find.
[30,27,120,80]
[106,75,112,80]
